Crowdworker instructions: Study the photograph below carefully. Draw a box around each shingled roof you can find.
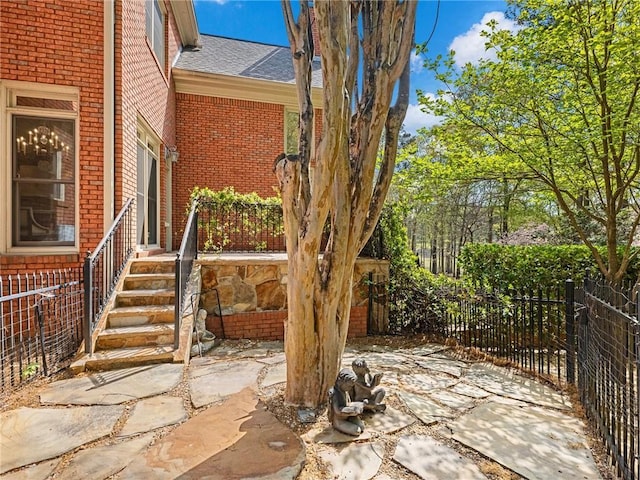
[175,34,322,88]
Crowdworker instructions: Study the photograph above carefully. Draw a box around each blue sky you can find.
[193,0,511,133]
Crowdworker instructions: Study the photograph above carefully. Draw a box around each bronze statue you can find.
[351,358,386,412]
[328,368,366,436]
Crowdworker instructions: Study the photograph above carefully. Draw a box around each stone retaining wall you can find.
[197,254,388,340]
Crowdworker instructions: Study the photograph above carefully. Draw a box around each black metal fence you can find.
[84,199,134,354]
[194,198,385,259]
[439,278,639,480]
[196,200,285,253]
[1,269,83,397]
[444,284,570,384]
[578,276,639,480]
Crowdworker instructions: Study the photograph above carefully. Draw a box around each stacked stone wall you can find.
[198,256,389,340]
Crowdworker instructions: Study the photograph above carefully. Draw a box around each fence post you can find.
[565,279,576,384]
[83,252,93,355]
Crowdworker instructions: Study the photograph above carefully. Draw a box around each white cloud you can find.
[402,101,441,135]
[449,11,518,68]
[410,50,424,73]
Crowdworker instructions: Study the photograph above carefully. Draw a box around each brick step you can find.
[82,345,175,372]
[123,273,175,290]
[107,305,174,327]
[130,259,176,275]
[96,324,175,350]
[116,288,175,307]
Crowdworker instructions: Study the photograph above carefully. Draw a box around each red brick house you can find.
[0,0,320,273]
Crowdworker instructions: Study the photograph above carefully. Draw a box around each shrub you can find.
[459,243,639,291]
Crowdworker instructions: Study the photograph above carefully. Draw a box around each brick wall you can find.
[1,0,183,275]
[118,0,181,249]
[173,92,325,249]
[173,94,286,248]
[206,305,368,341]
[0,0,104,273]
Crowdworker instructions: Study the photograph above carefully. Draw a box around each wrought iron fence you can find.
[196,200,285,253]
[194,198,385,259]
[578,276,639,480]
[438,277,640,480]
[444,284,570,383]
[84,199,134,355]
[1,269,82,397]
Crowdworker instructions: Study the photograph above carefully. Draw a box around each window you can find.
[3,83,78,249]
[146,0,165,70]
[136,125,160,247]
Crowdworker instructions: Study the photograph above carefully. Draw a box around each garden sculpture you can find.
[351,357,387,412]
[328,368,366,436]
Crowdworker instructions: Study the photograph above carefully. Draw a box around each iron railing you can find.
[194,197,385,259]
[1,269,82,397]
[433,277,639,479]
[578,276,639,480]
[175,200,199,349]
[443,284,570,383]
[83,199,134,355]
[196,200,285,253]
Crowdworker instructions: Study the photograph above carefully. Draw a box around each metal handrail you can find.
[83,198,134,355]
[175,199,199,349]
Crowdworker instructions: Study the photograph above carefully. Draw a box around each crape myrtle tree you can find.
[425,0,640,284]
[276,0,416,407]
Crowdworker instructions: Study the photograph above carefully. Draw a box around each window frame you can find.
[136,121,161,249]
[1,80,79,254]
[146,0,166,72]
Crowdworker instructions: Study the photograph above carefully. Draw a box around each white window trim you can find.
[146,0,166,71]
[136,119,161,249]
[0,80,80,255]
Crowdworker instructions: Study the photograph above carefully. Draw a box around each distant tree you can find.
[425,0,640,284]
[277,1,416,407]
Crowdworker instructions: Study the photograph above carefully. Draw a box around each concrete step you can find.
[130,259,176,275]
[116,288,175,307]
[96,324,175,350]
[123,273,176,290]
[107,305,174,327]
[83,345,175,372]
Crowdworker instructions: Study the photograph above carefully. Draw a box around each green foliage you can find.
[189,187,283,253]
[189,186,281,207]
[459,244,640,291]
[422,0,640,283]
[22,363,39,379]
[379,202,457,334]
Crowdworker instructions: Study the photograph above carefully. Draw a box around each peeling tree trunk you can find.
[278,0,416,407]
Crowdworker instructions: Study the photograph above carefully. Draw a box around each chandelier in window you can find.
[15,126,71,156]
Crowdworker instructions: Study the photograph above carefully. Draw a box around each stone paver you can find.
[54,433,155,480]
[393,435,487,480]
[398,372,458,394]
[118,396,187,437]
[0,460,57,480]
[415,358,464,377]
[39,364,183,405]
[464,363,571,410]
[0,405,124,474]
[189,359,263,408]
[319,441,385,480]
[450,382,491,399]
[261,361,287,388]
[119,389,305,480]
[450,401,601,480]
[0,340,605,480]
[398,390,456,425]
